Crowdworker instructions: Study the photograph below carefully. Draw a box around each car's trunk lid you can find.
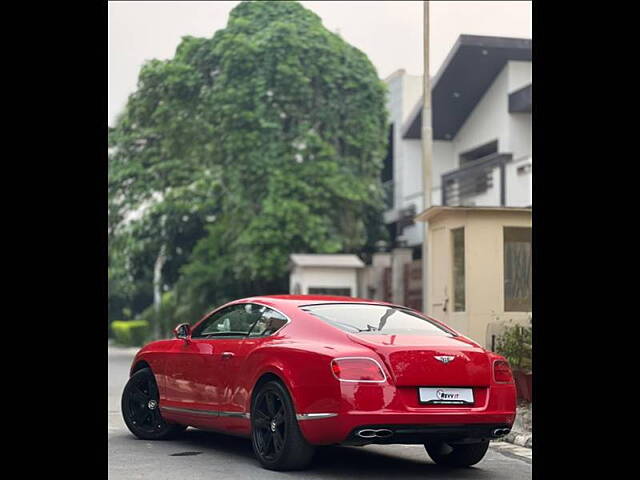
[347,333,491,386]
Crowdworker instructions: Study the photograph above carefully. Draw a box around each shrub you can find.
[495,319,532,373]
[136,291,180,340]
[111,320,150,347]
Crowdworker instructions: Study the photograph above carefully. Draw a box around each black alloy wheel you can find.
[250,380,315,471]
[253,389,286,460]
[121,368,185,440]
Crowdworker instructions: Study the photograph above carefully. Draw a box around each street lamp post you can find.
[421,1,433,314]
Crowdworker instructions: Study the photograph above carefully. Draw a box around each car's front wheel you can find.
[250,380,315,471]
[424,440,490,467]
[121,367,186,440]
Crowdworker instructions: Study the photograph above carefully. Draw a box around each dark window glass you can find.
[302,304,454,337]
[248,307,288,337]
[459,139,498,166]
[452,228,465,312]
[191,304,263,338]
[307,287,352,296]
[381,124,394,183]
[504,227,532,312]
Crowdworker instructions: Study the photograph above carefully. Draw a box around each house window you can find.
[504,227,532,311]
[459,139,498,166]
[307,287,352,296]
[452,228,465,312]
[381,124,394,183]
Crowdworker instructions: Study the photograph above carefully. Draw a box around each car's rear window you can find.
[301,304,454,337]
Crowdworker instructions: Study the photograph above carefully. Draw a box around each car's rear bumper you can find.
[297,410,516,445]
[342,422,512,445]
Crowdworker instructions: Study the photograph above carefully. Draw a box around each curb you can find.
[504,431,532,448]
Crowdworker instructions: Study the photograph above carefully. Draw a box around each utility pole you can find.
[421,1,433,314]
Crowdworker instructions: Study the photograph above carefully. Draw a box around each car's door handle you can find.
[221,352,235,359]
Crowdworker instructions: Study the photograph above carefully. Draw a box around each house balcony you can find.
[441,153,514,207]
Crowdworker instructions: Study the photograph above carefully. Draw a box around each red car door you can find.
[163,304,263,416]
[163,336,218,410]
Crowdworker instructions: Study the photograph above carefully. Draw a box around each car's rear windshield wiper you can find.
[330,320,379,333]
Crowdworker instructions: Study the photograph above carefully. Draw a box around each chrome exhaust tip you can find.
[356,428,394,439]
[493,428,510,437]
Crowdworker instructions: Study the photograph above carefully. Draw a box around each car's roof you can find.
[241,294,398,307]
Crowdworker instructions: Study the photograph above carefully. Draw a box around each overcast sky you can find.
[108,1,531,126]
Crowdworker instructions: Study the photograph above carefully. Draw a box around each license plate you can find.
[418,387,474,405]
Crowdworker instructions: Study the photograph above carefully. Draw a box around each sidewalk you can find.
[504,403,532,448]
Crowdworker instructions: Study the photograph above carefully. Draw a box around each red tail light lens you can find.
[494,360,514,383]
[330,358,386,382]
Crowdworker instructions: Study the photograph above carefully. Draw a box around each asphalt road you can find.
[108,346,532,480]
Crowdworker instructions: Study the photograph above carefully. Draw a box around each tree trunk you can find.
[153,243,167,340]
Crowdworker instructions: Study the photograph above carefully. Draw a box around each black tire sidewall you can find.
[250,380,313,470]
[425,440,490,467]
[121,368,184,440]
[250,381,289,467]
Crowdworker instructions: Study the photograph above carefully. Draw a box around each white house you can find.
[289,254,365,297]
[383,35,532,253]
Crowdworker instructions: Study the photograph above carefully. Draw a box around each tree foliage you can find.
[108,1,389,332]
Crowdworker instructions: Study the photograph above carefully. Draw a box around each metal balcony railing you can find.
[441,153,513,207]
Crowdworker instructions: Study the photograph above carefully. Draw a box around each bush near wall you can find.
[496,320,532,403]
[111,320,150,347]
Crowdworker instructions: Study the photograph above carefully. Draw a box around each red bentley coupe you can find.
[122,295,516,470]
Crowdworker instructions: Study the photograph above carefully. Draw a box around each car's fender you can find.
[242,341,349,416]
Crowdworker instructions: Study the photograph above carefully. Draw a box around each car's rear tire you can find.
[121,367,186,440]
[424,440,490,467]
[250,380,316,471]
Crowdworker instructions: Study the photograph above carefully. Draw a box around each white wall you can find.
[402,139,423,200]
[452,65,510,161]
[507,61,532,160]
[505,156,532,206]
[508,61,532,94]
[386,74,405,209]
[385,72,424,247]
[431,139,457,206]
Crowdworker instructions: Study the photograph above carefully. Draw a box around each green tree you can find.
[180,1,389,311]
[109,1,389,334]
[108,55,222,337]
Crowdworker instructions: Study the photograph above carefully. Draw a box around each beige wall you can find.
[426,209,532,348]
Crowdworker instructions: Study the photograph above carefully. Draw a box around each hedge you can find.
[111,320,150,347]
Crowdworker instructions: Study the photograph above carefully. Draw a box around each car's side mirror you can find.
[174,323,191,342]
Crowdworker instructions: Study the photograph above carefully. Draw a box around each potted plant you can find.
[495,318,532,403]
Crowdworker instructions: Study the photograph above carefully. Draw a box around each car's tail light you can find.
[493,360,514,383]
[330,357,386,382]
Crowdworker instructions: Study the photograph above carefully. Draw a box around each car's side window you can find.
[247,307,288,337]
[191,304,265,339]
